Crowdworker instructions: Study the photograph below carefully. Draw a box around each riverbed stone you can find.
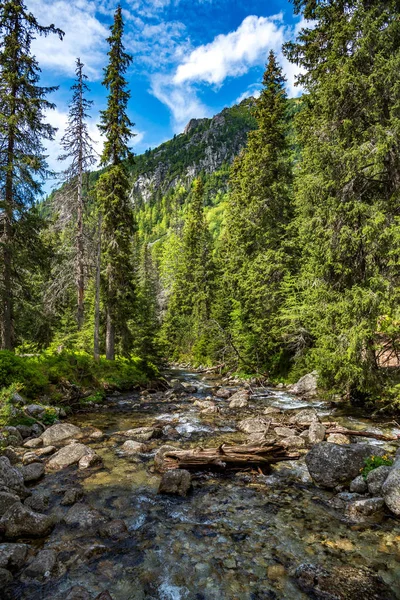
[64,503,106,529]
[47,443,93,470]
[24,491,50,512]
[0,543,29,570]
[0,456,28,497]
[295,563,396,600]
[281,436,306,449]
[0,502,54,538]
[289,408,320,425]
[22,549,57,582]
[117,427,159,442]
[0,567,13,586]
[238,417,271,434]
[0,491,20,516]
[61,487,84,506]
[274,427,295,438]
[345,497,385,522]
[120,440,146,456]
[79,452,103,469]
[305,443,385,489]
[23,438,43,449]
[35,445,56,457]
[215,388,232,399]
[41,423,82,447]
[228,390,249,409]
[16,425,33,439]
[349,475,368,494]
[95,592,113,600]
[20,462,45,482]
[327,433,351,445]
[366,465,391,496]
[0,448,19,465]
[382,467,400,515]
[309,422,326,444]
[99,519,128,540]
[158,469,192,496]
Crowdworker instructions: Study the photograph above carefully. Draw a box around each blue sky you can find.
[25,0,305,181]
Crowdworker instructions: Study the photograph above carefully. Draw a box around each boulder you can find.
[309,422,326,444]
[228,390,250,409]
[0,567,13,586]
[327,433,350,445]
[61,488,84,506]
[0,457,28,497]
[305,443,385,489]
[288,371,318,397]
[382,467,400,516]
[154,445,179,471]
[23,438,43,449]
[20,462,45,482]
[237,417,271,435]
[295,563,396,600]
[64,503,106,529]
[158,469,191,497]
[289,409,320,425]
[0,543,29,570]
[22,549,57,582]
[0,492,20,517]
[40,423,82,447]
[47,443,93,470]
[120,440,146,456]
[345,497,385,522]
[0,502,54,538]
[366,465,391,496]
[349,475,368,494]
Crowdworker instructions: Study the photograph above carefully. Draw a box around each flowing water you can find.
[10,369,400,600]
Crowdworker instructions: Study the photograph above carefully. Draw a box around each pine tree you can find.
[0,0,63,350]
[97,5,135,360]
[161,178,215,363]
[58,58,97,330]
[282,0,400,397]
[222,51,293,374]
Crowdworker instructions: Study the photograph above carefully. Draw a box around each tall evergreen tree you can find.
[0,0,63,350]
[161,178,215,362]
[221,51,293,373]
[58,58,97,330]
[97,5,135,360]
[282,0,400,397]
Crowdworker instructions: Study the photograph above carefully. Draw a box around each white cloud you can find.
[235,83,262,105]
[26,0,109,79]
[174,14,285,87]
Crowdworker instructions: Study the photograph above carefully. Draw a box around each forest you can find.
[1,0,400,418]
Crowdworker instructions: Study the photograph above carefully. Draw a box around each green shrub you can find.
[0,384,19,427]
[0,351,47,396]
[361,455,393,480]
[41,407,59,426]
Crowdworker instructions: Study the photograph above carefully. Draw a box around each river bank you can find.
[0,368,400,600]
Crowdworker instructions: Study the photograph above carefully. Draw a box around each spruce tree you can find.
[222,51,293,373]
[97,5,135,360]
[283,0,400,397]
[0,0,63,350]
[58,58,97,330]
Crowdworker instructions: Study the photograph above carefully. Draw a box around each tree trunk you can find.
[94,213,102,361]
[105,308,115,360]
[76,159,84,330]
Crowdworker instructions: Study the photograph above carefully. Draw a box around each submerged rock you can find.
[64,503,106,529]
[158,469,192,497]
[24,491,50,513]
[305,443,385,489]
[0,543,29,570]
[61,488,84,506]
[63,586,92,600]
[116,426,160,442]
[0,567,13,586]
[41,423,82,447]
[295,563,396,600]
[0,502,54,538]
[22,549,57,582]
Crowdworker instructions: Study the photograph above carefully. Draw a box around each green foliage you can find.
[0,351,47,396]
[361,455,393,480]
[41,407,59,426]
[0,384,18,427]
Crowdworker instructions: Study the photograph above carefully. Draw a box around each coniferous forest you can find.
[1,2,400,599]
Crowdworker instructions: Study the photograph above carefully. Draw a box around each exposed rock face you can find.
[0,543,29,570]
[237,417,271,434]
[184,118,208,135]
[158,470,192,497]
[366,465,391,496]
[0,502,54,538]
[382,466,400,515]
[47,443,99,471]
[288,371,318,397]
[228,390,250,409]
[20,462,45,482]
[295,563,396,600]
[305,443,385,489]
[289,409,320,425]
[0,457,28,498]
[41,423,83,447]
[64,503,106,529]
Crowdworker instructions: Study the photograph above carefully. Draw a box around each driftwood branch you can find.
[325,426,398,442]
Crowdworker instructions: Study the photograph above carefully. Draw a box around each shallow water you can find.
[10,369,400,600]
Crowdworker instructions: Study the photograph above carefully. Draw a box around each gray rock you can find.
[274,427,295,438]
[30,424,44,437]
[158,469,192,497]
[41,423,82,447]
[228,390,249,409]
[20,462,45,482]
[117,427,159,442]
[288,371,318,397]
[99,519,128,540]
[0,491,20,516]
[25,405,46,418]
[366,465,391,496]
[327,433,351,445]
[0,456,28,497]
[47,443,93,470]
[309,422,326,444]
[63,586,92,600]
[61,488,84,506]
[281,436,306,449]
[154,445,178,472]
[64,503,106,529]
[11,392,26,406]
[215,388,232,399]
[0,448,19,465]
[78,452,103,469]
[182,384,197,393]
[16,425,32,439]
[295,563,396,600]
[24,491,50,513]
[382,467,400,515]
[0,567,13,586]
[345,497,385,522]
[305,443,385,489]
[2,427,23,445]
[349,475,368,494]
[120,440,146,456]
[237,417,271,434]
[169,379,186,392]
[0,543,29,569]
[0,502,54,538]
[289,409,320,425]
[23,438,43,449]
[22,549,56,581]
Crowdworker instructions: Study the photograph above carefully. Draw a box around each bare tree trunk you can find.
[105,275,115,360]
[94,213,102,361]
[76,158,84,329]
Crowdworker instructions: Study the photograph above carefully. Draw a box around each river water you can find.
[11,369,400,600]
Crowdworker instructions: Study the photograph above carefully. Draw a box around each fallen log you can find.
[198,363,226,374]
[159,442,300,472]
[325,426,399,442]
